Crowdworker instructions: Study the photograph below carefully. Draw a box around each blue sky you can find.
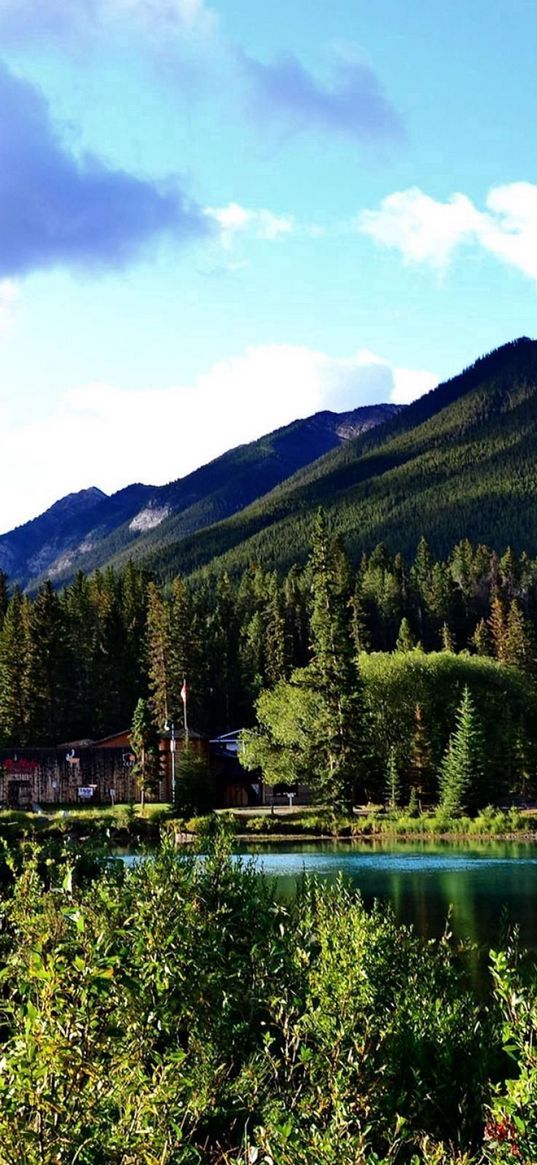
[0,0,536,531]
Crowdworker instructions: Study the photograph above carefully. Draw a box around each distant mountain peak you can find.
[44,487,108,519]
[0,401,400,590]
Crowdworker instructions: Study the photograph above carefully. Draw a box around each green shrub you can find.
[0,839,504,1163]
[185,813,216,834]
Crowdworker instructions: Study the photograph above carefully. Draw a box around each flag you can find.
[180,679,187,704]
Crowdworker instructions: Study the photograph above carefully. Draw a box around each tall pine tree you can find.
[307,510,362,808]
[0,590,31,746]
[439,687,484,815]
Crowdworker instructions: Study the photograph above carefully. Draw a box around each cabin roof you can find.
[209,730,244,743]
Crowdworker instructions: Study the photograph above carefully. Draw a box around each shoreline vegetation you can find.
[0,835,535,1164]
[2,802,537,845]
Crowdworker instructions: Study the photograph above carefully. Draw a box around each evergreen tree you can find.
[349,587,371,654]
[264,573,287,686]
[384,746,401,810]
[407,786,419,817]
[471,618,493,657]
[284,564,309,669]
[440,622,456,652]
[499,546,518,601]
[118,561,151,723]
[0,590,31,746]
[89,569,124,736]
[438,687,484,815]
[307,510,362,808]
[488,595,507,661]
[169,576,200,725]
[206,572,240,731]
[428,562,454,628]
[62,571,98,740]
[408,703,433,808]
[146,583,172,730]
[395,617,415,653]
[450,539,475,607]
[26,582,69,743]
[0,570,9,630]
[503,600,535,673]
[412,536,434,595]
[174,745,212,816]
[130,698,160,808]
[240,609,265,704]
[411,536,434,640]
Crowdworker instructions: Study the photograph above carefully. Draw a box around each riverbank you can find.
[197,804,537,844]
[0,803,169,845]
[2,803,537,845]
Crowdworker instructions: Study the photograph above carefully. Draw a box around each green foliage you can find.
[502,599,535,672]
[244,650,537,812]
[0,843,507,1163]
[130,697,161,806]
[360,651,537,808]
[306,511,363,806]
[484,944,537,1164]
[174,746,213,816]
[396,616,416,652]
[241,669,323,789]
[439,688,485,816]
[384,746,401,809]
[361,806,536,839]
[407,786,419,817]
[4,521,537,773]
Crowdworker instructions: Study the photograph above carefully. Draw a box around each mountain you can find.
[0,402,400,590]
[0,483,158,589]
[139,337,537,580]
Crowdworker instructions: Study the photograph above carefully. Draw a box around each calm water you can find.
[238,839,537,952]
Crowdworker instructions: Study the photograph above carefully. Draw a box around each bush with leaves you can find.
[0,837,514,1165]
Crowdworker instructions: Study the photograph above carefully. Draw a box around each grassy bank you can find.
[3,803,537,845]
[184,804,537,841]
[0,802,171,843]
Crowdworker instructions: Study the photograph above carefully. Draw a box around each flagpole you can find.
[181,678,189,744]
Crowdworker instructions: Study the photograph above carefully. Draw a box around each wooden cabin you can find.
[208,731,262,808]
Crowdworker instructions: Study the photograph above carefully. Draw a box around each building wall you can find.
[0,749,138,806]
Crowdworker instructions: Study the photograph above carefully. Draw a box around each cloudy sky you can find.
[0,0,536,531]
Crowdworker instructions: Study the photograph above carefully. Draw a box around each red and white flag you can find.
[180,679,188,704]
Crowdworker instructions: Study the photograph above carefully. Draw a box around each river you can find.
[237,838,537,953]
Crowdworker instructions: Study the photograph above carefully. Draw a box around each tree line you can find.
[241,514,537,810]
[1,524,537,806]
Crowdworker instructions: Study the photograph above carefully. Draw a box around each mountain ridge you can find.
[0,402,401,590]
[139,337,537,581]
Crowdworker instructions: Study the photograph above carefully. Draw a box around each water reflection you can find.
[239,839,537,952]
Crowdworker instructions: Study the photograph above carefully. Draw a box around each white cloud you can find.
[204,202,295,247]
[359,188,481,270]
[480,183,537,280]
[0,0,217,40]
[0,279,19,333]
[391,366,438,404]
[0,344,436,532]
[106,0,218,37]
[358,181,537,281]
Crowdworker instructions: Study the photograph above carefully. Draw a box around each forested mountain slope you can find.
[68,403,399,584]
[1,403,398,591]
[142,337,537,580]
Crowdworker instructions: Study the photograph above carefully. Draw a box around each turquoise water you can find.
[238,839,537,951]
[119,838,537,951]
